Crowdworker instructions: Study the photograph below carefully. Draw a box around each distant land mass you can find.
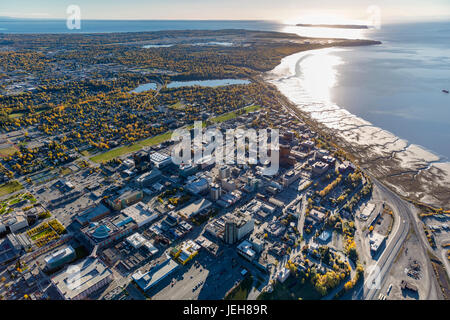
[296,23,369,29]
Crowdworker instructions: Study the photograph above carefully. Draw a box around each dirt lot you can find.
[382,228,432,300]
[422,216,450,269]
[373,207,394,237]
[330,231,344,252]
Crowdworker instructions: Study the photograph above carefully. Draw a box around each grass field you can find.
[8,109,46,120]
[8,112,24,119]
[225,274,254,300]
[0,192,35,215]
[59,167,72,176]
[257,276,322,300]
[27,219,65,247]
[169,101,185,110]
[0,181,23,197]
[30,228,56,241]
[0,146,18,157]
[210,105,261,124]
[90,105,263,163]
[91,131,173,163]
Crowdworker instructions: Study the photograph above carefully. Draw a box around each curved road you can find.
[355,179,411,299]
[356,179,440,300]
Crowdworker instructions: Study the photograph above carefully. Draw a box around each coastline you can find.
[265,46,450,209]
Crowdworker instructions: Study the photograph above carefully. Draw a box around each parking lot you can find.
[150,248,252,300]
[31,169,110,228]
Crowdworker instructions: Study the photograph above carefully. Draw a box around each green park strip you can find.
[8,112,24,119]
[0,146,18,157]
[90,131,173,163]
[0,180,23,197]
[210,104,261,124]
[90,105,262,163]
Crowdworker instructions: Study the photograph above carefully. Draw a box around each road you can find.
[356,179,440,300]
[355,179,411,299]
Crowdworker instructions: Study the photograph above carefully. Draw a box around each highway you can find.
[355,179,411,299]
[356,179,440,300]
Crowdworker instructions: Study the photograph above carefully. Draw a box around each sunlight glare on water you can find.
[282,25,368,39]
[298,50,344,104]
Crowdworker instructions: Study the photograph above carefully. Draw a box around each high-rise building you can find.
[219,166,231,180]
[279,144,295,167]
[224,220,237,244]
[223,214,254,244]
[210,184,221,201]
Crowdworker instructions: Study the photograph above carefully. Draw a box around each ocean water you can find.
[266,22,450,206]
[328,22,450,159]
[1,18,449,159]
[280,21,450,160]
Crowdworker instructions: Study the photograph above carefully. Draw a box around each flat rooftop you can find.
[51,258,112,300]
[132,258,179,291]
[77,204,110,225]
[44,245,75,265]
[122,202,158,227]
[177,198,212,219]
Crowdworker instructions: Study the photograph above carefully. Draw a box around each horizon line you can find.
[2,15,450,23]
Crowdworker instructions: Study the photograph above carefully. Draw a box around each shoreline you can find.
[265,46,450,209]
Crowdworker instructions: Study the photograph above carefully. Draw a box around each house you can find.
[318,230,332,243]
[150,152,172,168]
[1,211,29,233]
[76,204,111,226]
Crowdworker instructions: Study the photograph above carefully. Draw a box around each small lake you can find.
[142,44,174,48]
[167,79,250,88]
[131,83,157,93]
[192,42,234,46]
[131,79,250,93]
[143,42,233,49]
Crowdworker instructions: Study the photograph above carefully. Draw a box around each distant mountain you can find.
[296,23,369,29]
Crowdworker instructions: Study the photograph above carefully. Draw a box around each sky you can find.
[1,0,450,23]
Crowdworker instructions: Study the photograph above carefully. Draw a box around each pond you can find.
[191,42,234,46]
[143,42,233,48]
[142,44,174,48]
[131,82,158,93]
[167,79,250,88]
